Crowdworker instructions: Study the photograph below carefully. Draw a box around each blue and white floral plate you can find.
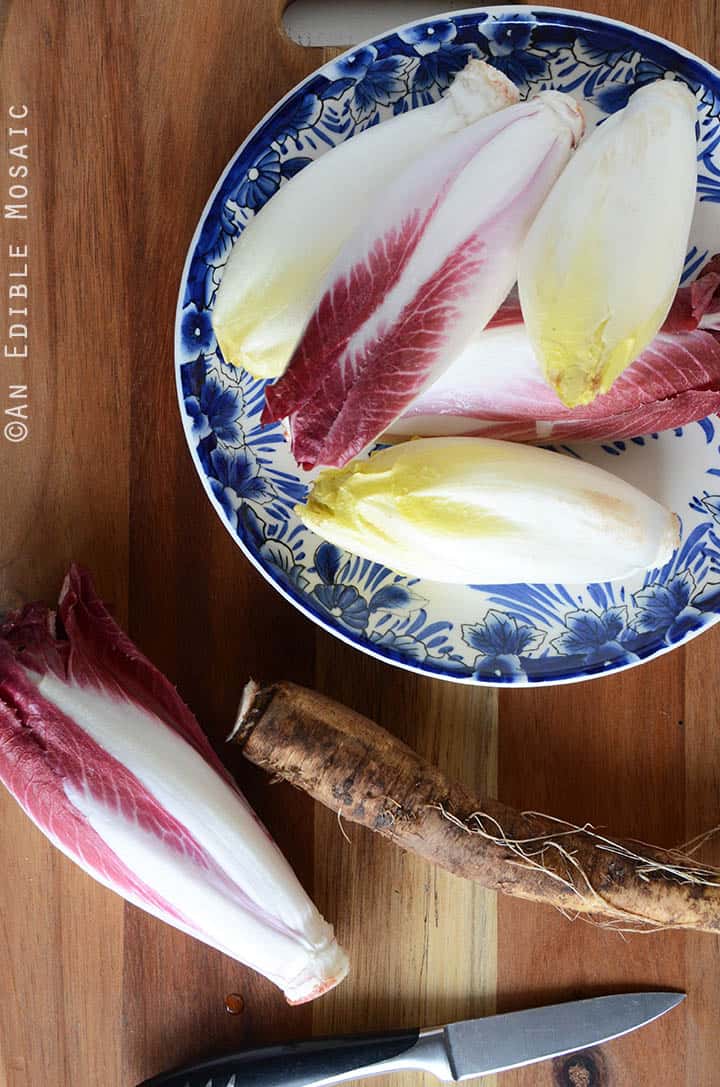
[176,6,720,686]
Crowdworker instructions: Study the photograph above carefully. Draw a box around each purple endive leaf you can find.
[0,639,203,923]
[389,258,720,444]
[0,566,348,1004]
[263,91,583,469]
[61,565,236,783]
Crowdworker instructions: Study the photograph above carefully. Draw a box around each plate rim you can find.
[175,4,720,687]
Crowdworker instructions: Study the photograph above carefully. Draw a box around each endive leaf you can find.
[265,92,583,469]
[388,258,720,444]
[518,80,698,408]
[212,60,519,379]
[297,438,678,585]
[0,566,348,1004]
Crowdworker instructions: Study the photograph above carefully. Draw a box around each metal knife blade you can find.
[444,991,685,1079]
[138,991,684,1087]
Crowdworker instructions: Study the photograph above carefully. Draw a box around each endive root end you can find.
[449,59,520,124]
[284,942,350,1004]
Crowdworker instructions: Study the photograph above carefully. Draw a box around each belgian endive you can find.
[519,79,698,408]
[387,257,720,443]
[0,566,348,1004]
[265,91,584,470]
[212,60,519,379]
[297,438,678,585]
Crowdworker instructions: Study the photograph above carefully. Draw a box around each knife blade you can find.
[137,991,684,1087]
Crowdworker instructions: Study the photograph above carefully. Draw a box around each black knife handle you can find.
[137,1029,421,1087]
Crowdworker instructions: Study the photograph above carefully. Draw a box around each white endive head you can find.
[297,437,678,585]
[519,79,698,407]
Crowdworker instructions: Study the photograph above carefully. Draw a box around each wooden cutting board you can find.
[1,2,719,1084]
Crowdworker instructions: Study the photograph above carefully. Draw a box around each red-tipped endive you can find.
[212,60,519,379]
[0,567,348,1004]
[386,258,720,444]
[263,90,584,470]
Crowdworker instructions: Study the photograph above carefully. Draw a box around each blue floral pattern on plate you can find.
[175,6,720,686]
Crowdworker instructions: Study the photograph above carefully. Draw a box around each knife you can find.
[137,991,683,1086]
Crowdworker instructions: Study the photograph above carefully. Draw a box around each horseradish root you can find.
[232,681,720,934]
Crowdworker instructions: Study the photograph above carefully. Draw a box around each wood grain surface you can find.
[0,2,718,1085]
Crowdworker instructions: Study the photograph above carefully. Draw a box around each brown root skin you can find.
[231,681,720,935]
